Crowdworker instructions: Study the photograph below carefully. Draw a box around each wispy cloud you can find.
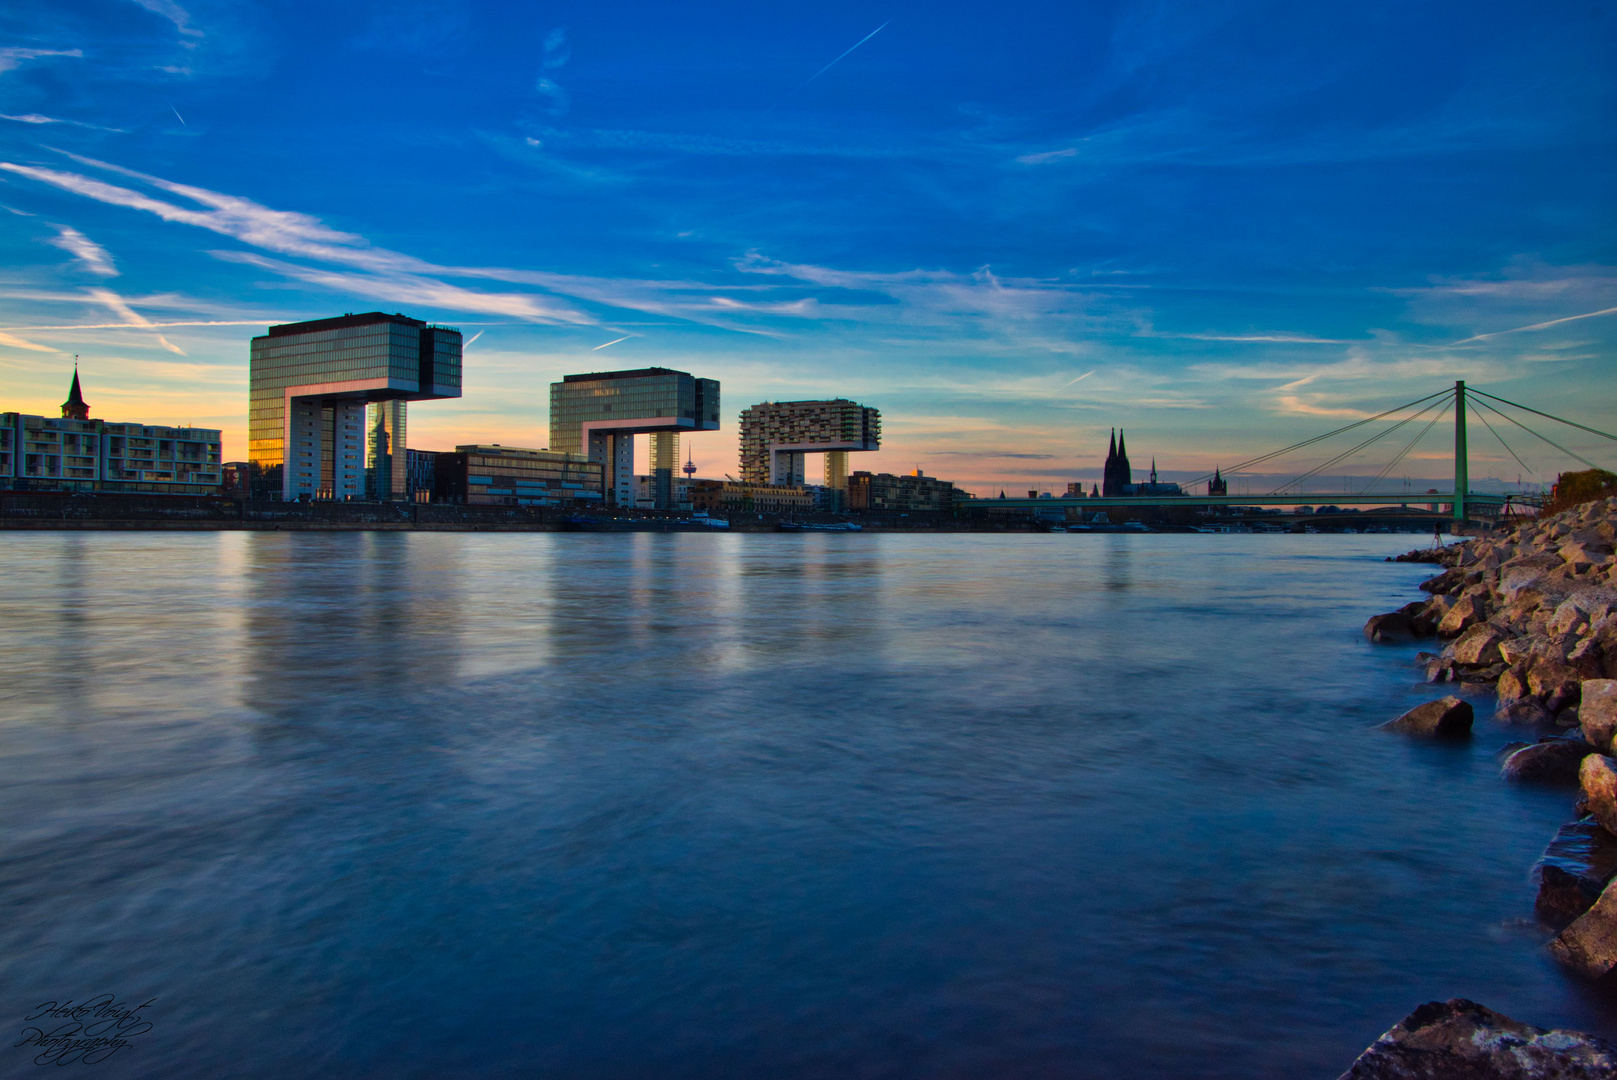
[86,288,186,353]
[1449,305,1617,345]
[0,48,83,75]
[129,0,203,39]
[1165,332,1358,344]
[1016,147,1079,165]
[1,113,124,132]
[47,226,119,277]
[0,331,58,352]
[211,252,596,324]
[592,335,633,350]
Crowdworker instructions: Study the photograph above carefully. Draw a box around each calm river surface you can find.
[2,531,1614,1078]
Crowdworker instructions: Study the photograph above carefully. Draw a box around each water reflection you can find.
[1,531,1614,1080]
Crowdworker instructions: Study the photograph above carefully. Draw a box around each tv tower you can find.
[683,448,697,479]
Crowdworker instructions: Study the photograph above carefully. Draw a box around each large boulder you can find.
[1550,877,1617,980]
[1537,819,1617,930]
[1379,696,1473,737]
[1529,660,1583,713]
[1364,611,1415,643]
[1496,667,1531,704]
[1502,738,1593,783]
[1451,624,1509,666]
[1497,699,1556,727]
[1568,637,1606,679]
[1582,754,1617,835]
[1420,568,1466,595]
[1335,998,1617,1079]
[1580,679,1617,753]
[1437,593,1486,637]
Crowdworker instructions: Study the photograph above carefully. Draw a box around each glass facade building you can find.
[549,368,719,508]
[249,312,461,501]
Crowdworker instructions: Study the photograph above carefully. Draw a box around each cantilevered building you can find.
[549,368,719,508]
[738,399,880,490]
[249,312,461,501]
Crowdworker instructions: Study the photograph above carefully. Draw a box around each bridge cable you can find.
[1468,389,1617,443]
[1466,401,1536,484]
[1358,399,1453,496]
[1180,387,1453,487]
[1470,397,1605,472]
[1273,398,1444,495]
[1269,396,1451,495]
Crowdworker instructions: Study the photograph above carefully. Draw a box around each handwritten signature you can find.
[14,996,154,1065]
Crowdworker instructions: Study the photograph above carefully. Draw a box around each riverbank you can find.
[1365,497,1617,976]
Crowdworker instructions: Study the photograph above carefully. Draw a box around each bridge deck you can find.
[971,493,1524,510]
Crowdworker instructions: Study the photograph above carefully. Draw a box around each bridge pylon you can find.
[1454,380,1468,524]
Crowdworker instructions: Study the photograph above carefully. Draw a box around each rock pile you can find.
[1336,998,1617,1079]
[1369,496,1617,982]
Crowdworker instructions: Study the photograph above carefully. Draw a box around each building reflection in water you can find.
[242,532,466,727]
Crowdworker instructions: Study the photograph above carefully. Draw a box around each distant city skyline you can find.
[1,0,1613,496]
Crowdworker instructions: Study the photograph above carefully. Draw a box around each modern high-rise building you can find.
[549,368,719,508]
[249,312,461,501]
[738,399,881,490]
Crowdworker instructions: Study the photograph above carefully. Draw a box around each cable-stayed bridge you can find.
[979,381,1617,522]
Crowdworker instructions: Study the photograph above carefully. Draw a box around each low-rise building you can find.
[434,444,603,506]
[689,480,816,514]
[846,469,960,513]
[2,373,222,495]
[405,449,438,502]
[633,473,691,510]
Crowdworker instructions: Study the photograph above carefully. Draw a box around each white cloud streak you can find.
[1,113,123,131]
[47,226,118,277]
[0,331,57,352]
[0,48,82,75]
[1449,305,1617,345]
[86,288,186,353]
[128,0,203,38]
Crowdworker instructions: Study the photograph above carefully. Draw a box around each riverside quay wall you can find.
[0,493,1002,532]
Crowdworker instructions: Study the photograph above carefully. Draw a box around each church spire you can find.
[61,359,89,420]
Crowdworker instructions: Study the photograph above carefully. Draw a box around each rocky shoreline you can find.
[1336,495,1617,1077]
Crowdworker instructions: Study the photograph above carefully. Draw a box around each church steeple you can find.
[1150,457,1157,485]
[61,361,90,420]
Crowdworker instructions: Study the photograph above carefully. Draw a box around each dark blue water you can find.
[2,531,1613,1078]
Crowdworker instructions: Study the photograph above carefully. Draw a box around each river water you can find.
[2,531,1613,1078]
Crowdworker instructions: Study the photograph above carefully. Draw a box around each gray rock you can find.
[1530,660,1583,713]
[1497,667,1531,704]
[1438,593,1487,637]
[1452,624,1509,665]
[1380,696,1473,737]
[1365,611,1416,643]
[1578,679,1617,753]
[1336,998,1617,1079]
[1581,754,1617,836]
[1503,738,1594,783]
[1536,819,1617,930]
[1550,876,1617,980]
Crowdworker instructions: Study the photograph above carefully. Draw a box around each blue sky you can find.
[1,0,1614,494]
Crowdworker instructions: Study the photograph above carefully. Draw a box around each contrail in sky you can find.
[1448,304,1617,345]
[799,21,890,88]
[168,102,186,126]
[1060,370,1096,388]
[463,330,484,347]
[592,335,633,350]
